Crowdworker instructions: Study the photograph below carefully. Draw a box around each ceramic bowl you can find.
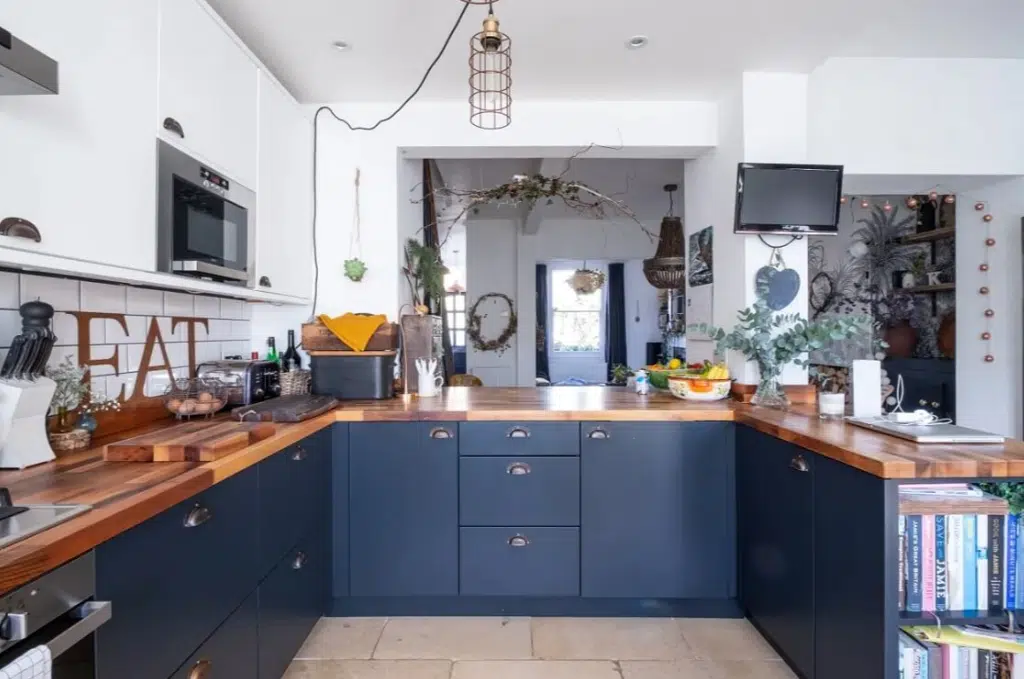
[667,376,732,401]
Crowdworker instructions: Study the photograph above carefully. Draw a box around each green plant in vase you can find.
[692,297,873,408]
[46,356,88,431]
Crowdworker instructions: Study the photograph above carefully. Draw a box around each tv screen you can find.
[734,163,843,235]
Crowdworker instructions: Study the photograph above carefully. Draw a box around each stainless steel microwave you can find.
[157,140,255,285]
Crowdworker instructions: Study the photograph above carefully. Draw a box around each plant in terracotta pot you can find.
[874,291,917,358]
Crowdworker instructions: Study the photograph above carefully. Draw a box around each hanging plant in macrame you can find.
[344,168,367,282]
[568,267,606,295]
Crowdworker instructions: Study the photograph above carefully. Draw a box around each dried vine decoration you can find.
[467,292,517,354]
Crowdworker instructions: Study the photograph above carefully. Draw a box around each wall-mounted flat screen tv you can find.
[734,163,844,235]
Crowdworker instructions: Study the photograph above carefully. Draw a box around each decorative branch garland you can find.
[467,293,518,354]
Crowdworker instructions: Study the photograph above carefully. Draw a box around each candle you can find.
[819,392,846,420]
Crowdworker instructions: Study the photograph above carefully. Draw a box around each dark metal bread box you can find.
[310,351,395,400]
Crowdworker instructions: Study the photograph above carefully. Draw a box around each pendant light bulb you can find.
[469,3,512,129]
[480,13,503,111]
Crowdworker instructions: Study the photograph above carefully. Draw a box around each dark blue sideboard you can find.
[95,428,332,679]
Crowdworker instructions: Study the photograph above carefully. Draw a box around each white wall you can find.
[624,260,663,369]
[808,59,1024,176]
[465,218,519,386]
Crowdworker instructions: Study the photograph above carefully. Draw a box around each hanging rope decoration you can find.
[977,201,995,363]
[467,292,518,354]
[344,168,367,282]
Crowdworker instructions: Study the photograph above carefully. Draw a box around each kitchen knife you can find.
[12,332,40,381]
[29,331,55,380]
[0,335,24,380]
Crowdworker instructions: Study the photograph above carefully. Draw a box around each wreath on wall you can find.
[467,293,518,355]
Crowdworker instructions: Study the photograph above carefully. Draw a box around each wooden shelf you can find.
[901,283,956,294]
[897,609,1018,627]
[900,227,956,244]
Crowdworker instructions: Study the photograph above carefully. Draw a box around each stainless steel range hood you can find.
[0,26,58,95]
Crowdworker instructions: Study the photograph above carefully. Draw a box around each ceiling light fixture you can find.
[331,40,351,51]
[627,36,649,49]
[469,1,511,130]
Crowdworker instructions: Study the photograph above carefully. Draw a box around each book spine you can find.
[913,645,923,679]
[1013,652,1024,679]
[970,647,979,679]
[950,515,965,612]
[943,645,951,679]
[979,515,990,612]
[929,642,941,679]
[909,515,924,612]
[981,649,991,679]
[936,515,948,612]
[1009,513,1018,611]
[924,515,936,611]
[966,515,978,611]
[899,514,907,611]
[991,514,1005,610]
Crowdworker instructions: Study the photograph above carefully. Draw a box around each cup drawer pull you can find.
[507,426,530,439]
[789,455,809,473]
[430,427,453,440]
[183,504,212,528]
[291,446,307,461]
[506,462,531,475]
[508,534,530,547]
[292,551,308,570]
[188,660,211,679]
[587,428,609,440]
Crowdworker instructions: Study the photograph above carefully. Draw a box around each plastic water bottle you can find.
[634,369,650,395]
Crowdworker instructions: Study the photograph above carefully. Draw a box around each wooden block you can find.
[301,322,399,352]
[104,422,277,462]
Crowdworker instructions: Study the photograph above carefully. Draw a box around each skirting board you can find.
[329,596,743,618]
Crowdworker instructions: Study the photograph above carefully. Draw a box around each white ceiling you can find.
[208,0,1024,104]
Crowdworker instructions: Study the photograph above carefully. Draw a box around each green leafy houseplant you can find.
[693,297,873,408]
[978,482,1024,516]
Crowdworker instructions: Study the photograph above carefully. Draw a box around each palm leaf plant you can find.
[850,205,917,297]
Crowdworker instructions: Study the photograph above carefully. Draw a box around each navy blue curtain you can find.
[606,263,627,382]
[536,264,550,381]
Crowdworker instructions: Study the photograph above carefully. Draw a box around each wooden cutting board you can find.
[104,421,278,462]
[230,395,338,423]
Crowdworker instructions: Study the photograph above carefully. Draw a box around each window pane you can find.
[454,295,465,311]
[551,269,602,311]
[552,311,601,352]
[455,330,466,346]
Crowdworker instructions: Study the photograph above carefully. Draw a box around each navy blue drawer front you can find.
[460,456,580,526]
[460,527,580,596]
[96,466,260,679]
[170,591,258,679]
[459,422,579,457]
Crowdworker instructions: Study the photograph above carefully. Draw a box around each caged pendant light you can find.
[468,1,511,129]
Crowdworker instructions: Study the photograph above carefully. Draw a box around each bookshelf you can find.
[901,282,956,294]
[897,609,1018,627]
[900,226,956,244]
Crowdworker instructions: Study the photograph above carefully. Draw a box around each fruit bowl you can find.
[667,376,733,401]
[647,369,690,390]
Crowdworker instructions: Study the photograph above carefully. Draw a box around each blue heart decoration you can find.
[755,266,801,311]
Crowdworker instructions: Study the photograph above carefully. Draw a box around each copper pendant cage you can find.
[469,14,512,130]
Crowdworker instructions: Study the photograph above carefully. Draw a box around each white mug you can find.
[415,358,444,397]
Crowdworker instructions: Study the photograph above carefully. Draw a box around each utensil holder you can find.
[0,377,57,469]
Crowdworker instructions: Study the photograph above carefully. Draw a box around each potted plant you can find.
[693,298,872,408]
[874,291,917,358]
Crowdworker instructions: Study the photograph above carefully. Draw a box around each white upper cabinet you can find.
[255,73,313,300]
[158,0,258,190]
[0,0,160,270]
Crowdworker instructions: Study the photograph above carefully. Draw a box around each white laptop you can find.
[847,417,1006,444]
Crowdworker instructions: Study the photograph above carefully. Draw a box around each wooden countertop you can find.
[0,386,1021,595]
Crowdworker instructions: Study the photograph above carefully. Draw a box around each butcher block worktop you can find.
[0,386,1021,595]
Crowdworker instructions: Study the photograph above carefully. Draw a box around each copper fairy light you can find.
[468,2,511,130]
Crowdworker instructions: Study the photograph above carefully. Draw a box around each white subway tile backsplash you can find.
[0,310,21,348]
[51,313,77,347]
[230,321,251,340]
[208,319,232,341]
[126,287,163,315]
[195,341,221,365]
[165,343,188,369]
[221,341,248,359]
[80,282,126,314]
[0,272,19,308]
[156,317,185,343]
[48,347,78,372]
[87,358,117,379]
[106,373,134,401]
[164,292,194,316]
[193,296,221,319]
[105,315,147,344]
[123,344,144,373]
[219,299,244,320]
[21,275,79,310]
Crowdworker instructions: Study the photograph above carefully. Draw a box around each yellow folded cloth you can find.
[318,313,388,352]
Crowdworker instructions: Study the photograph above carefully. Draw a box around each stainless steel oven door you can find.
[0,600,111,679]
[157,140,255,286]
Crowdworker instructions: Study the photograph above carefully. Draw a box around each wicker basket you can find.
[280,369,311,396]
[48,428,91,452]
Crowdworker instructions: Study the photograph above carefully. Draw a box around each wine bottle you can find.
[281,329,301,371]
[266,336,279,363]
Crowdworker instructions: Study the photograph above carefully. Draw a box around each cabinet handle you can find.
[919,399,927,406]
[931,402,940,408]
[258,275,272,288]
[183,504,212,528]
[789,455,809,473]
[508,534,530,547]
[430,427,453,440]
[291,446,307,461]
[188,660,211,679]
[587,428,609,440]
[506,426,530,439]
[163,116,185,139]
[292,551,308,570]
[506,462,531,476]
[0,217,41,243]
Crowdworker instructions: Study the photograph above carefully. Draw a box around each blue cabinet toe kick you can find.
[329,596,743,618]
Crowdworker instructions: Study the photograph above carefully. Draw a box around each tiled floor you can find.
[286,617,796,679]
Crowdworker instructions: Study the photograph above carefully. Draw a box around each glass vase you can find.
[751,366,789,409]
[76,411,98,433]
[54,406,74,432]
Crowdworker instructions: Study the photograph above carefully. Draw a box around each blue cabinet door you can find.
[170,591,258,679]
[331,423,349,599]
[580,422,734,599]
[349,423,459,596]
[737,426,814,679]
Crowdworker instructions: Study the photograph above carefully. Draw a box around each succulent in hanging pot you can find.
[344,258,367,282]
[568,268,606,295]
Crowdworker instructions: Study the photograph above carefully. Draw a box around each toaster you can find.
[195,359,281,406]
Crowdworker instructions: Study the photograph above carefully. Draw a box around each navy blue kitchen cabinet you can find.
[96,465,260,679]
[737,426,815,679]
[460,527,580,596]
[349,423,459,596]
[459,456,580,526]
[580,422,735,599]
[459,422,579,456]
[170,591,258,679]
[331,423,350,599]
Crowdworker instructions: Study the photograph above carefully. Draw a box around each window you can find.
[551,268,603,353]
[445,292,466,347]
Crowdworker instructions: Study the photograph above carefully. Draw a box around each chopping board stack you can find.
[104,421,277,462]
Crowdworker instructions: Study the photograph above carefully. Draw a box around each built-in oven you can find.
[157,139,255,286]
[0,552,109,678]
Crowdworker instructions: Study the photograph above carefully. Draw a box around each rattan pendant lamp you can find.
[643,184,686,289]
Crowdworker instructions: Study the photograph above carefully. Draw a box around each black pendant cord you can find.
[309,1,471,317]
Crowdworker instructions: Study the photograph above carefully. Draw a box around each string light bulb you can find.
[975,202,986,211]
[984,214,994,223]
[859,197,870,209]
[943,195,955,205]
[929,191,939,201]
[839,195,848,205]
[906,197,920,209]
[882,201,893,212]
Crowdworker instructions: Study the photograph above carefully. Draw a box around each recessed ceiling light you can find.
[626,35,649,49]
[332,40,352,52]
